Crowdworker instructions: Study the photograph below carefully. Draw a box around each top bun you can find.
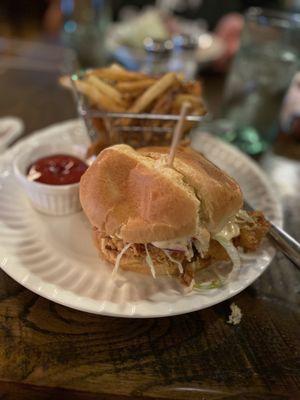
[80,144,243,243]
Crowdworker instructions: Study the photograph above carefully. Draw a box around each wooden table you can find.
[0,51,299,400]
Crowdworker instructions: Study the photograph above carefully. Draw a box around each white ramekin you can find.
[13,143,87,216]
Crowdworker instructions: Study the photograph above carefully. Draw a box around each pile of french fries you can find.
[60,64,206,154]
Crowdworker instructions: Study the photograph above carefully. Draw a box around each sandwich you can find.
[79,144,269,287]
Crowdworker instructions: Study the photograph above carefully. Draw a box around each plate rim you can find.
[0,119,283,318]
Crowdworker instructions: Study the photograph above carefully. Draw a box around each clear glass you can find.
[60,0,111,67]
[220,8,300,154]
[141,45,198,79]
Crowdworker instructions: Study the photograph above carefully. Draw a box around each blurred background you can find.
[0,0,300,158]
[0,1,294,42]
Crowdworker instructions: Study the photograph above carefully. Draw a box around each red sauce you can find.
[27,154,88,185]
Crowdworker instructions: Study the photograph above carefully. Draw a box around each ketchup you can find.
[27,154,88,185]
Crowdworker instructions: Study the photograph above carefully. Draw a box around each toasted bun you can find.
[80,144,200,243]
[139,146,243,233]
[80,144,243,243]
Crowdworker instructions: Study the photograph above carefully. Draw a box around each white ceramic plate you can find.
[0,120,282,318]
[0,116,24,153]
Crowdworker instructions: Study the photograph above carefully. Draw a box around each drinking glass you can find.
[60,0,111,67]
[220,8,300,154]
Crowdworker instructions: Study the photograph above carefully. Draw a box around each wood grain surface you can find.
[0,46,299,400]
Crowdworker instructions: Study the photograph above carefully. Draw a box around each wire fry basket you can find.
[70,73,206,149]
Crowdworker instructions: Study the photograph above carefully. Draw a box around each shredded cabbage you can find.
[216,220,240,241]
[183,278,195,293]
[145,244,156,279]
[194,280,223,290]
[152,237,189,252]
[192,261,228,291]
[192,239,204,258]
[152,237,195,261]
[112,243,133,276]
[191,210,254,290]
[194,227,210,254]
[214,235,241,279]
[236,209,255,224]
[185,240,194,261]
[162,249,184,274]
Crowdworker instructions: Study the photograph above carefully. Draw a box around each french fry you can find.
[88,63,148,81]
[174,94,206,114]
[175,72,185,81]
[121,92,140,106]
[163,119,176,127]
[181,81,202,96]
[191,104,207,116]
[128,72,177,114]
[121,87,160,102]
[113,73,177,127]
[151,82,181,112]
[92,117,106,133]
[74,80,97,102]
[86,75,126,107]
[59,75,72,89]
[146,86,179,129]
[75,80,125,112]
[115,79,156,92]
[86,138,110,158]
